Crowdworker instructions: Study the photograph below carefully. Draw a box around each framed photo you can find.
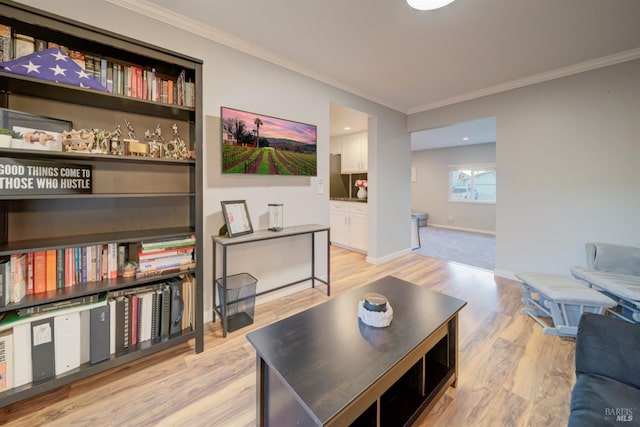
[221,200,253,237]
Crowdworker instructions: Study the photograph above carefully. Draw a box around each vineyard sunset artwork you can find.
[221,107,317,176]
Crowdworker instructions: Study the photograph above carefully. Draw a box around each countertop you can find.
[330,197,367,203]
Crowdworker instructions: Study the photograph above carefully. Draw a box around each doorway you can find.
[410,116,496,270]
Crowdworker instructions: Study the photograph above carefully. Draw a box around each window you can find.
[449,164,496,203]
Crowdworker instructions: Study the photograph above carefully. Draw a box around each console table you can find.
[247,275,467,426]
[212,224,330,337]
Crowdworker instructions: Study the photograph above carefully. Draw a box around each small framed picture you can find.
[221,200,253,238]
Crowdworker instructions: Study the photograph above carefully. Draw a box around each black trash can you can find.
[217,273,257,332]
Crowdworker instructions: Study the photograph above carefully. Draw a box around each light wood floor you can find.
[0,247,575,426]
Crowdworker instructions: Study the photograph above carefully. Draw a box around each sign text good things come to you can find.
[0,157,92,195]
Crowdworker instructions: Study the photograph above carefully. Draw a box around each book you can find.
[45,249,57,292]
[34,39,47,51]
[56,248,65,289]
[0,329,13,392]
[13,33,35,58]
[0,257,9,307]
[34,251,46,294]
[100,58,107,88]
[54,312,81,375]
[108,299,116,355]
[17,293,100,317]
[160,285,171,338]
[0,24,11,62]
[79,310,90,365]
[114,296,127,353]
[137,245,195,261]
[141,235,196,251]
[12,323,32,388]
[139,291,154,343]
[10,253,26,304]
[108,243,118,279]
[129,295,138,347]
[31,317,55,382]
[26,252,34,295]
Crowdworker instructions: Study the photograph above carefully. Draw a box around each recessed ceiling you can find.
[330,103,369,137]
[411,117,496,151]
[114,0,640,114]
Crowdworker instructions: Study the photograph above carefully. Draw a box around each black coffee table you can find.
[246,275,467,426]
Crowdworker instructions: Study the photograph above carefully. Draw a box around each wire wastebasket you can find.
[216,273,257,332]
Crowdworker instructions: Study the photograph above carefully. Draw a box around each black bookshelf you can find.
[0,0,203,408]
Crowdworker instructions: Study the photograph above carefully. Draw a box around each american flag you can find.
[0,48,107,91]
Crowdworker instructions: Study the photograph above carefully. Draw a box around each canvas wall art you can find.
[221,106,317,176]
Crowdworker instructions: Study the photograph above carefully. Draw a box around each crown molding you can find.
[407,48,640,115]
[106,0,640,116]
[105,0,404,113]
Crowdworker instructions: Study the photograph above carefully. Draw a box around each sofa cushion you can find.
[569,374,640,427]
[592,242,640,276]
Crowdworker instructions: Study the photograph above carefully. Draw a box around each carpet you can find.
[413,226,496,271]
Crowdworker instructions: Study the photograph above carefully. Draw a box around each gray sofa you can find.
[571,242,640,322]
[568,313,640,426]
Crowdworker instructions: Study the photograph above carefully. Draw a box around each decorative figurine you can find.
[164,123,188,159]
[62,129,95,152]
[110,124,125,156]
[144,123,164,158]
[93,128,112,154]
[123,118,148,156]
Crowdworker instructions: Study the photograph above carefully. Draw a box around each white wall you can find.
[412,143,496,233]
[21,1,411,319]
[408,59,640,278]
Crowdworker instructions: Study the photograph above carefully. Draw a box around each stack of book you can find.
[136,236,195,277]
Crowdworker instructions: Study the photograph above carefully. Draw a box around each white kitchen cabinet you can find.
[330,135,343,155]
[341,132,368,173]
[329,202,349,246]
[330,201,368,253]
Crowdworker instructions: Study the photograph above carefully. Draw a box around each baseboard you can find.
[330,242,366,255]
[427,224,495,236]
[494,268,519,281]
[366,248,411,265]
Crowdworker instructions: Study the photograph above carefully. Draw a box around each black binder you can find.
[90,305,110,364]
[31,317,55,382]
[168,280,183,336]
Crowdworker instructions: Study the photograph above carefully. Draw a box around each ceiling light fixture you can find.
[344,127,351,131]
[463,137,469,141]
[407,0,456,11]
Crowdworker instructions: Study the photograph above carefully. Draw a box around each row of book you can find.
[0,276,194,393]
[0,23,195,107]
[0,243,125,306]
[0,236,196,307]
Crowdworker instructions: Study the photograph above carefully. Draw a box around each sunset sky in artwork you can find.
[222,107,317,145]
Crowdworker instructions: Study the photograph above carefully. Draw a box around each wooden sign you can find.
[0,157,92,195]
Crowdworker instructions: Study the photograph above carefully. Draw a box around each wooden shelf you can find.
[0,267,196,313]
[0,226,195,255]
[0,146,195,165]
[0,72,195,121]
